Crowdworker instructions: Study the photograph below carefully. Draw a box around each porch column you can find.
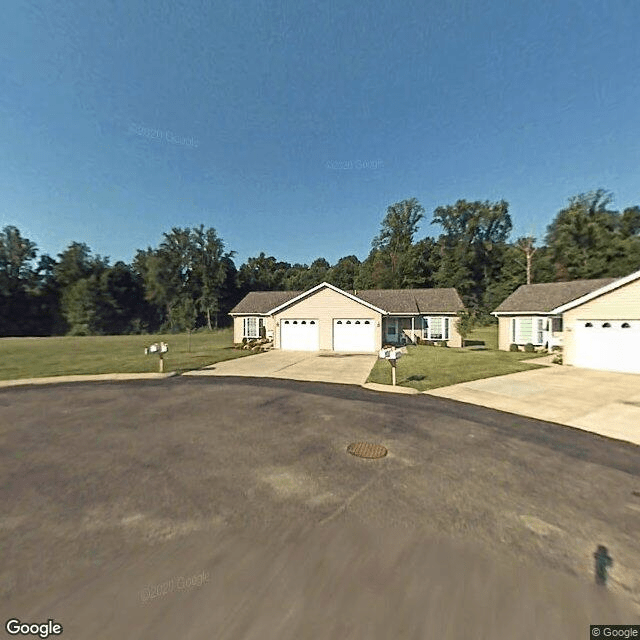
[411,316,415,343]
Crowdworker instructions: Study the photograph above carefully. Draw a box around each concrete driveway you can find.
[426,365,640,446]
[185,349,377,385]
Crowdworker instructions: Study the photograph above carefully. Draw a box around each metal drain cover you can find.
[347,442,388,459]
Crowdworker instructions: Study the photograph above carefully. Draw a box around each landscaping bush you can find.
[524,343,535,352]
[436,340,448,348]
[552,354,563,364]
[509,344,520,352]
[242,337,248,345]
[552,345,562,352]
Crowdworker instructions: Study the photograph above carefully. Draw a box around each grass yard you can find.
[368,324,548,391]
[0,328,252,381]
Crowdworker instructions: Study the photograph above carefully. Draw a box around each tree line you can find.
[1,189,638,337]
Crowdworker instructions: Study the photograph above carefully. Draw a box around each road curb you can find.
[0,372,179,388]
[361,382,419,395]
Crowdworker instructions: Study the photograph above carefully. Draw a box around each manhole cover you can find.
[347,442,388,459]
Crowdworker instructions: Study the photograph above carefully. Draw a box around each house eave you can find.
[550,269,640,314]
[266,282,387,315]
[492,311,559,316]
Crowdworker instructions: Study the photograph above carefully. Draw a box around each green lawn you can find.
[367,325,548,391]
[0,328,252,381]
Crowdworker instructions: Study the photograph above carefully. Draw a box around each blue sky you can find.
[1,0,639,268]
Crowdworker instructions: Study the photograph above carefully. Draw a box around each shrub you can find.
[551,345,562,352]
[242,337,248,345]
[524,343,535,353]
[552,354,563,365]
[437,340,448,348]
[509,344,520,352]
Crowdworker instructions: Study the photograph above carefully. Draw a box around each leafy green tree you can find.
[136,226,235,332]
[53,242,94,289]
[402,237,440,288]
[326,255,361,291]
[191,225,236,329]
[619,206,640,238]
[455,310,476,347]
[238,253,290,292]
[0,226,39,335]
[54,243,111,335]
[60,277,101,335]
[371,198,425,288]
[97,262,148,334]
[544,190,626,279]
[432,199,512,313]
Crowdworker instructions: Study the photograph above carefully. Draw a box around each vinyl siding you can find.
[273,287,382,350]
[233,316,275,343]
[562,278,640,366]
[498,315,551,350]
[498,316,512,351]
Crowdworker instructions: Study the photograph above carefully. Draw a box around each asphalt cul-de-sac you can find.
[0,377,638,639]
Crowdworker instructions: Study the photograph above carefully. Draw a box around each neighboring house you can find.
[492,269,640,374]
[229,282,465,352]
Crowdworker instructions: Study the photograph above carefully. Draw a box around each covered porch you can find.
[382,315,453,346]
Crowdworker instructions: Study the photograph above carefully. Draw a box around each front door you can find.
[385,318,398,343]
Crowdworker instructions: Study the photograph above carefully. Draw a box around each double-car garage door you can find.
[574,320,640,374]
[280,318,376,352]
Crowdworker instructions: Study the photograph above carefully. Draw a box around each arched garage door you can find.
[573,320,640,374]
[333,319,376,352]
[280,319,319,351]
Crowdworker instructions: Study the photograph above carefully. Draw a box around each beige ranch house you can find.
[230,282,465,352]
[493,268,640,374]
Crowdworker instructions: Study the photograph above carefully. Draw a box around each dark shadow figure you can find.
[594,545,613,586]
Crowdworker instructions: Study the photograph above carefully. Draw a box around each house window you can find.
[428,317,449,341]
[243,317,264,338]
[552,317,563,332]
[536,318,544,345]
[511,318,516,342]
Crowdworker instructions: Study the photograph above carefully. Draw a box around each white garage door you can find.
[574,320,640,374]
[280,319,319,351]
[333,319,376,352]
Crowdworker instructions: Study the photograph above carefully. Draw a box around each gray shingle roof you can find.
[493,278,617,314]
[354,288,465,314]
[230,286,465,314]
[229,291,302,314]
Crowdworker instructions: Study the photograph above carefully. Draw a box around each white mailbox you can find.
[145,342,168,372]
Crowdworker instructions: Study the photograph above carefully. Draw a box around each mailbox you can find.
[145,342,168,372]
